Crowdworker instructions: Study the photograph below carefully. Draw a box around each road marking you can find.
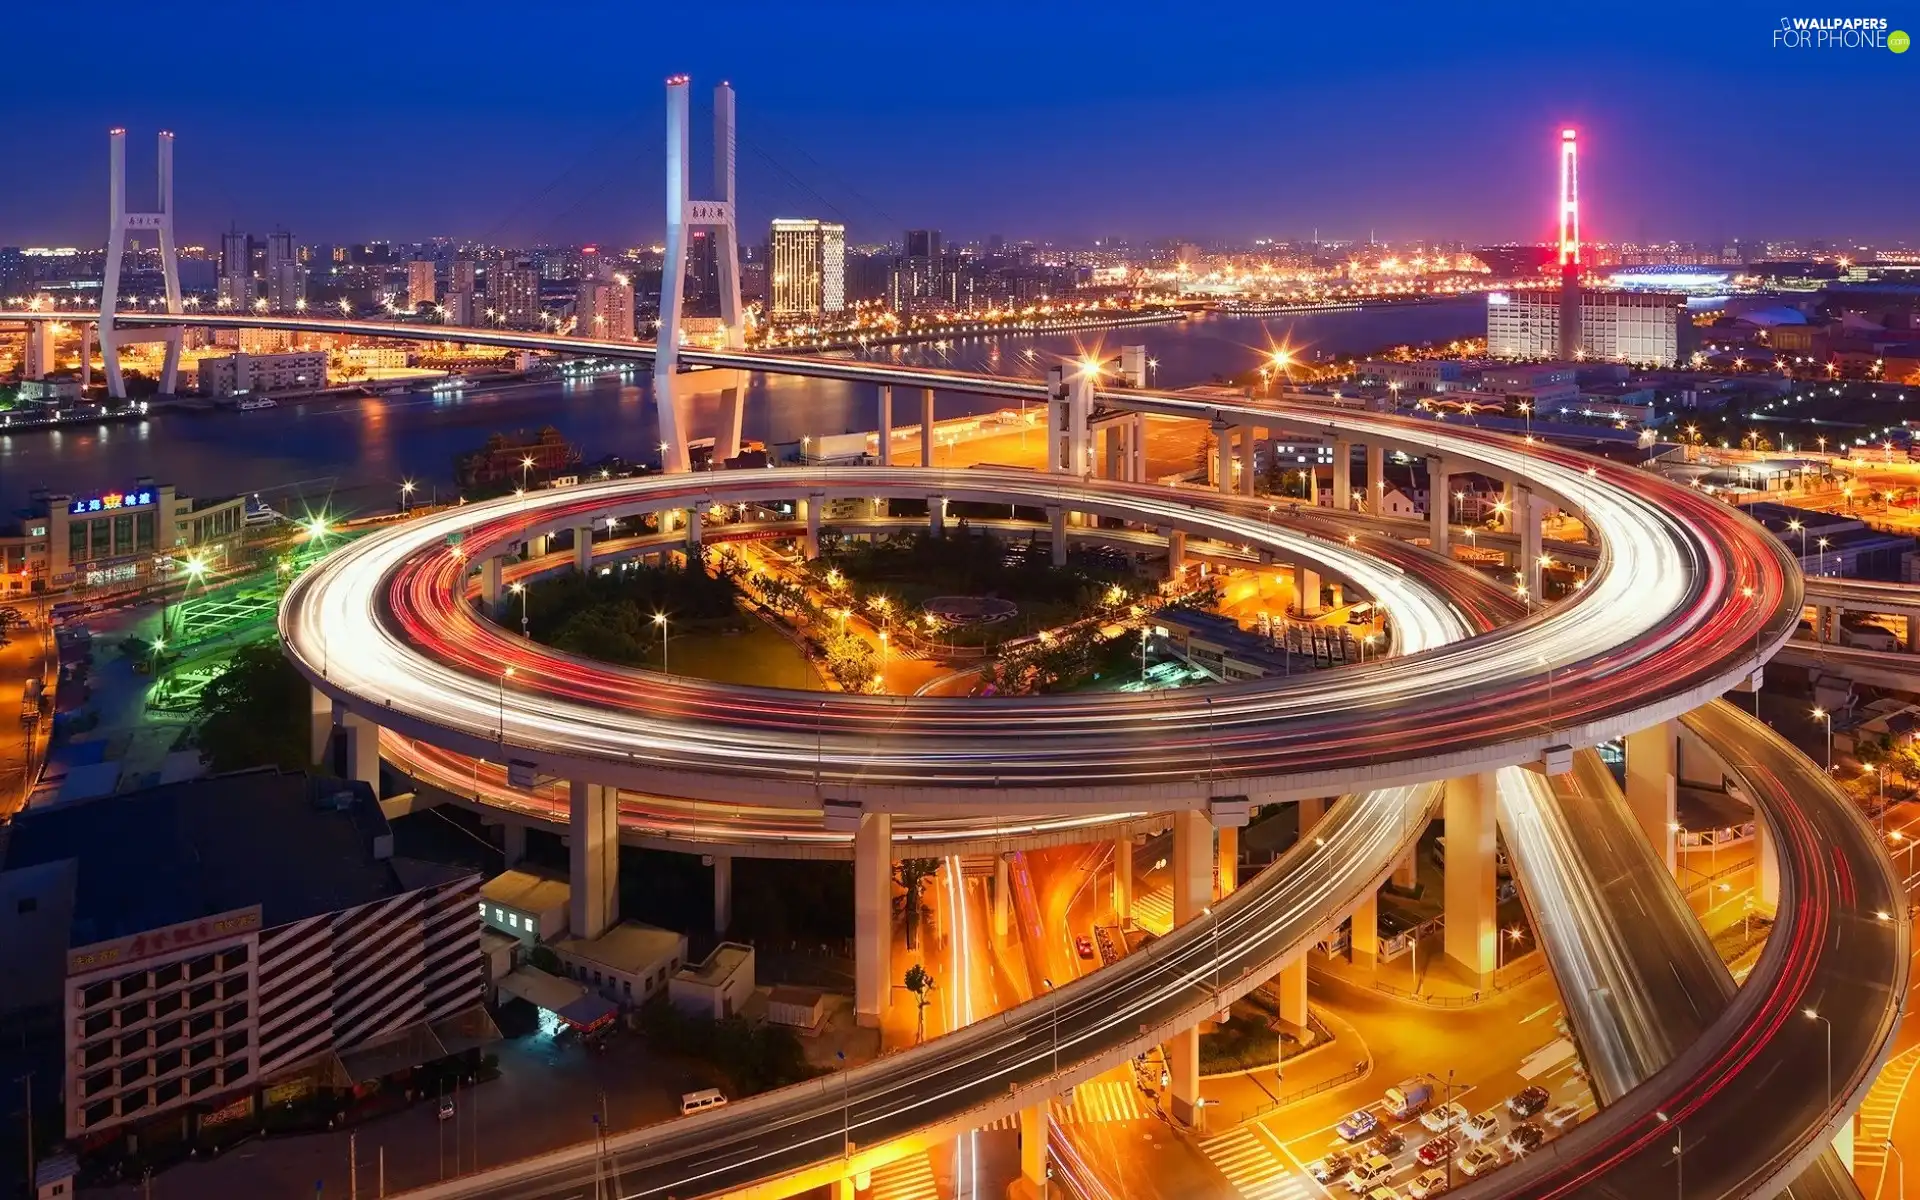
[1856,1044,1920,1180]
[1518,1038,1577,1079]
[1062,1080,1149,1125]
[1198,1125,1310,1200]
[865,1151,941,1200]
[1518,1003,1556,1024]
[1132,886,1173,935]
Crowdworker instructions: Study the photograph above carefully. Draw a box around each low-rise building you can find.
[670,943,755,1020]
[551,921,687,1011]
[0,479,246,595]
[196,350,329,397]
[0,771,487,1152]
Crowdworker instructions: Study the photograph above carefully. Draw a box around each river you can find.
[0,299,1484,516]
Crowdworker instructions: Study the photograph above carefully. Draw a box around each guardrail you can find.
[1223,1059,1371,1128]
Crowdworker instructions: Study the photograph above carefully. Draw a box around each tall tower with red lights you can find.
[1557,127,1583,361]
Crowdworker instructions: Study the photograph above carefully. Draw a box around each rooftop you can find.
[481,867,571,915]
[676,942,753,987]
[553,920,686,976]
[2,769,410,947]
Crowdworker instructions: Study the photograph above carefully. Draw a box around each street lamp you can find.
[401,480,416,512]
[1657,1111,1683,1200]
[1812,707,1832,772]
[1498,926,1526,972]
[509,581,529,637]
[498,666,515,742]
[653,612,670,674]
[1804,1008,1832,1111]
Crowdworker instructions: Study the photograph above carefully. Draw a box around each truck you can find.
[1385,1078,1434,1121]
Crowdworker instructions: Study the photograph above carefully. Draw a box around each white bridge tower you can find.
[98,128,185,398]
[656,76,747,473]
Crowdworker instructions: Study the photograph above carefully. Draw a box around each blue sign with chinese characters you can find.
[68,488,156,515]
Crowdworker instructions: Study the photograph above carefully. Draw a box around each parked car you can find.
[1345,1154,1395,1193]
[1337,1109,1381,1141]
[1308,1153,1354,1183]
[1544,1104,1582,1131]
[1505,1122,1545,1155]
[1369,1129,1406,1157]
[1416,1135,1458,1167]
[1074,935,1095,959]
[1459,1146,1504,1178]
[1408,1168,1452,1199]
[1507,1085,1550,1119]
[1421,1102,1469,1133]
[1461,1112,1500,1143]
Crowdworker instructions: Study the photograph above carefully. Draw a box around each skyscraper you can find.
[488,254,540,328]
[577,267,636,340]
[408,260,437,309]
[265,231,300,312]
[218,231,252,309]
[450,258,477,293]
[768,219,846,320]
[891,229,945,311]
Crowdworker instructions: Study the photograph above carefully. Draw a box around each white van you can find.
[680,1088,729,1116]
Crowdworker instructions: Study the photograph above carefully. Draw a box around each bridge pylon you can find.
[657,76,748,473]
[99,128,185,399]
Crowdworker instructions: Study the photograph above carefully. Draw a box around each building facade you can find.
[488,256,540,328]
[576,271,636,340]
[1487,288,1691,366]
[0,481,246,594]
[407,261,436,309]
[768,219,846,320]
[196,351,328,397]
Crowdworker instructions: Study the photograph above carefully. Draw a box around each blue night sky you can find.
[4,1,1917,248]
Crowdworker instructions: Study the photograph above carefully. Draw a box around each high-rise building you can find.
[488,254,540,328]
[450,258,477,293]
[685,229,721,315]
[891,229,945,311]
[408,260,436,309]
[218,231,252,309]
[1486,288,1690,366]
[443,289,475,326]
[768,219,846,320]
[265,231,300,312]
[576,267,636,340]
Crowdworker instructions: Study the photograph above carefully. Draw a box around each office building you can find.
[407,260,436,309]
[576,269,636,340]
[196,350,329,397]
[768,219,846,320]
[0,480,246,593]
[217,232,252,309]
[488,255,540,328]
[265,232,299,312]
[1486,288,1691,366]
[0,771,487,1148]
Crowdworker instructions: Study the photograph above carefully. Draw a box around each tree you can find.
[192,641,314,773]
[903,963,936,1044]
[823,632,877,692]
[894,858,942,950]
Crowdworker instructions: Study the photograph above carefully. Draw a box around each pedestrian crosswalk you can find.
[1133,885,1174,934]
[958,1082,1154,1134]
[864,1151,940,1200]
[1198,1126,1310,1200]
[1854,1044,1919,1169]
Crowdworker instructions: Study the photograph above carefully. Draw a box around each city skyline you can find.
[4,1,1918,248]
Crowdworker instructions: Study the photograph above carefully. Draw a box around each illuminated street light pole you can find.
[1812,707,1832,772]
[498,666,515,743]
[654,613,670,674]
[1804,1008,1832,1111]
[509,581,529,638]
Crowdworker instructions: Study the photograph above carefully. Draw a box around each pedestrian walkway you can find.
[1197,1126,1309,1200]
[1064,1080,1149,1124]
[863,1151,940,1200]
[1133,885,1173,935]
[1855,1044,1920,1172]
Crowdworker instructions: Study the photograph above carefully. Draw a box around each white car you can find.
[1421,1101,1469,1133]
[1459,1145,1505,1178]
[1407,1168,1451,1199]
[1345,1155,1395,1193]
[1461,1112,1500,1143]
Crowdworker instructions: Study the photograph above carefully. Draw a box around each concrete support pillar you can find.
[1019,1103,1048,1189]
[994,854,1011,939]
[854,812,893,1028]
[1350,890,1379,968]
[1813,605,1831,643]
[1333,440,1352,511]
[1130,414,1147,482]
[1298,796,1327,837]
[802,494,822,559]
[1834,1111,1856,1173]
[1113,835,1133,922]
[1104,424,1121,480]
[1166,529,1186,581]
[309,685,333,765]
[341,711,380,794]
[481,556,503,617]
[1366,443,1386,515]
[878,385,893,465]
[1517,486,1544,602]
[1623,721,1680,874]
[1276,955,1308,1031]
[1171,810,1211,927]
[686,507,703,549]
[573,526,593,575]
[1428,458,1451,553]
[501,822,527,867]
[1048,506,1067,567]
[712,855,732,935]
[929,496,946,539]
[1442,772,1498,986]
[1169,1026,1199,1127]
[833,1178,854,1200]
[1238,427,1256,496]
[527,532,549,560]
[1293,565,1321,616]
[1391,851,1417,891]
[920,387,936,466]
[569,780,619,940]
[1214,421,1234,495]
[1216,825,1238,900]
[1756,812,1781,912]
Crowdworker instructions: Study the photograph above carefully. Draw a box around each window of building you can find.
[122,1088,151,1114]
[152,963,182,990]
[82,1070,113,1098]
[507,913,519,930]
[221,976,247,999]
[188,983,216,1009]
[188,1040,216,1066]
[119,1058,149,1084]
[524,917,536,936]
[187,1013,215,1039]
[222,1001,247,1026]
[81,1040,113,1068]
[153,1079,181,1106]
[188,954,217,980]
[83,1100,114,1128]
[69,522,88,565]
[136,510,156,552]
[219,945,248,971]
[80,980,113,1009]
[154,1049,182,1076]
[623,980,632,997]
[189,1068,216,1095]
[223,1031,248,1057]
[154,992,183,1018]
[112,514,133,555]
